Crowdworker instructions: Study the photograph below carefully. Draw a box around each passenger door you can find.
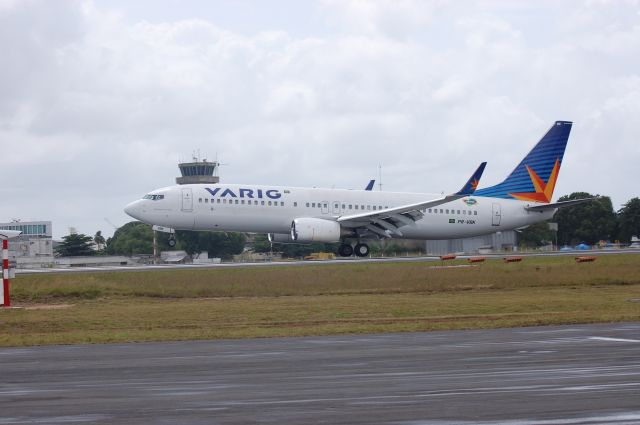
[181,188,193,212]
[492,203,501,226]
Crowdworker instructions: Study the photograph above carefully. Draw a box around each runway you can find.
[15,248,640,275]
[1,323,639,424]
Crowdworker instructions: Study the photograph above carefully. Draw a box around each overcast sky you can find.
[1,0,638,239]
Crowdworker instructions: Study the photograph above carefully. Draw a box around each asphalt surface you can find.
[16,249,640,275]
[1,323,639,424]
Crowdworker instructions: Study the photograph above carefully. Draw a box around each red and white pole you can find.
[2,238,9,307]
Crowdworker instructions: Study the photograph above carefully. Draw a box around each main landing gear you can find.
[338,242,369,257]
[167,235,177,247]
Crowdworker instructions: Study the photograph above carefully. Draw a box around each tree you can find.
[175,230,246,259]
[518,221,554,248]
[251,234,273,254]
[55,233,96,257]
[106,221,170,256]
[617,197,640,243]
[553,192,617,245]
[93,230,106,252]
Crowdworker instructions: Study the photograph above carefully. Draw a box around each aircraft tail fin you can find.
[475,121,572,203]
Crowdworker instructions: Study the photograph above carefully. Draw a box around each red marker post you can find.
[2,238,9,307]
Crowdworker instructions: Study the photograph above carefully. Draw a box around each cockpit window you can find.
[143,194,165,201]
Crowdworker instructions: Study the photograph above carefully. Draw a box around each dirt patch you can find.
[22,304,74,310]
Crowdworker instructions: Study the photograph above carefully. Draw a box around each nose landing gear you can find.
[338,242,370,257]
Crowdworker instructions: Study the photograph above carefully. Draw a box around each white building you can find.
[0,221,54,268]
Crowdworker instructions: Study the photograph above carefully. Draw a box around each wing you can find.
[337,162,487,238]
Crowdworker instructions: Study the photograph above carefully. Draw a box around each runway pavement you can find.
[1,323,639,424]
[15,248,640,275]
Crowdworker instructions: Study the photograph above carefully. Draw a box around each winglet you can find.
[365,180,375,191]
[455,162,487,196]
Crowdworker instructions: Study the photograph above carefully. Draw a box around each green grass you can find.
[1,254,639,346]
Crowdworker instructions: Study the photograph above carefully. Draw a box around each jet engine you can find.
[290,218,341,243]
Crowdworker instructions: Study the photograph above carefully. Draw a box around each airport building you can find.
[425,230,518,255]
[0,221,54,268]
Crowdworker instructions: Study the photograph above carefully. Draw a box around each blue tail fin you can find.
[474,121,572,203]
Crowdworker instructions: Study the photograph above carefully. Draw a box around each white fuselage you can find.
[124,184,556,240]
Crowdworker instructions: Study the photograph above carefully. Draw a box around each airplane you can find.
[125,121,591,257]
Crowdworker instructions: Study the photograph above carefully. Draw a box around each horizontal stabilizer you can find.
[525,197,596,211]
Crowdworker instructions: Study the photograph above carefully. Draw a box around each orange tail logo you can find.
[509,159,560,203]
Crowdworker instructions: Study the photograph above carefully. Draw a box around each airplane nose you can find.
[124,200,143,221]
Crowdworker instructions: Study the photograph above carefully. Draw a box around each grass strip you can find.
[1,254,639,346]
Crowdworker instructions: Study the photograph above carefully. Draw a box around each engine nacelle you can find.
[291,218,341,243]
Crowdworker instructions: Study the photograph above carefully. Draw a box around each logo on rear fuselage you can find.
[463,198,478,206]
[205,187,282,200]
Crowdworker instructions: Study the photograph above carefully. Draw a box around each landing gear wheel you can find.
[338,244,354,257]
[168,237,177,247]
[354,243,370,257]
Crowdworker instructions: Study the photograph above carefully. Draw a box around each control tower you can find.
[176,156,220,185]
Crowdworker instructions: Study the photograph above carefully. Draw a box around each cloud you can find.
[0,0,638,237]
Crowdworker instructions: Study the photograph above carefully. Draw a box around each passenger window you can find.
[199,198,202,203]
[268,201,272,206]
[306,203,310,207]
[440,209,443,213]
[223,199,227,204]
[281,202,284,206]
[334,203,338,209]
[312,203,316,208]
[446,209,449,214]
[373,206,377,210]
[294,202,298,207]
[361,205,364,210]
[217,199,221,203]
[355,205,359,210]
[241,200,245,205]
[457,210,460,214]
[463,210,466,215]
[367,205,371,210]
[342,204,346,209]
[235,200,239,204]
[474,210,477,215]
